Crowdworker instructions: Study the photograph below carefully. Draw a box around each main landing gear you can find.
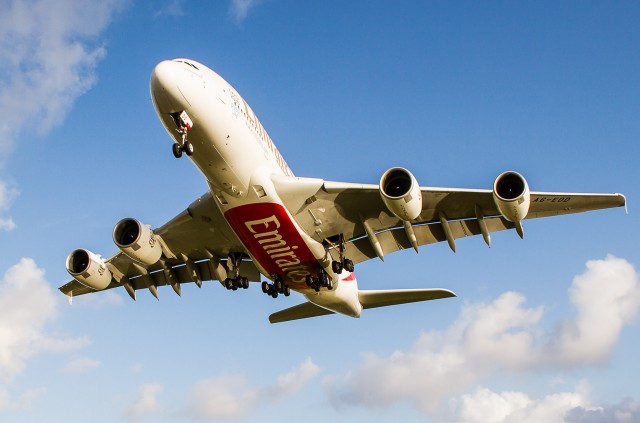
[262,274,290,298]
[170,110,194,158]
[329,234,354,274]
[224,253,249,291]
[305,268,333,292]
[331,258,354,274]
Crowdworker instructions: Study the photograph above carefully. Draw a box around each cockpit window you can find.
[174,60,200,70]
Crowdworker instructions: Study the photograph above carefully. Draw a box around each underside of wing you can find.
[60,191,261,300]
[278,171,625,265]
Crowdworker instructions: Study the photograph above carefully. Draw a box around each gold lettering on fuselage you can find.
[244,215,311,282]
[240,97,294,177]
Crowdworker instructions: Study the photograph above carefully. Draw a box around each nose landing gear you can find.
[170,110,194,158]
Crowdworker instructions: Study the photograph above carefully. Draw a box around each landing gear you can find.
[305,268,334,292]
[330,234,355,274]
[262,274,290,298]
[170,110,194,158]
[223,276,249,290]
[223,253,249,291]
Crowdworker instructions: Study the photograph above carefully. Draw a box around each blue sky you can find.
[0,1,638,422]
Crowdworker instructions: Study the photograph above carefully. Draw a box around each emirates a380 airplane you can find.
[60,59,626,323]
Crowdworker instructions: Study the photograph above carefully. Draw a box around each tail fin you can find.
[268,288,456,323]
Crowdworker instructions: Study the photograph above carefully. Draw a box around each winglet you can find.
[621,193,628,214]
[66,291,73,305]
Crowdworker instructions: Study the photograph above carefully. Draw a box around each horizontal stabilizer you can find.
[269,288,456,323]
[358,288,456,309]
[269,301,334,323]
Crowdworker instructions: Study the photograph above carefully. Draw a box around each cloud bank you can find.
[185,357,319,420]
[326,256,640,418]
[0,258,89,410]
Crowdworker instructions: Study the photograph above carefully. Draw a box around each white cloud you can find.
[0,258,88,382]
[450,383,593,423]
[265,357,320,399]
[62,356,101,375]
[229,0,263,23]
[124,383,164,419]
[326,256,640,415]
[546,255,640,366]
[0,181,18,231]
[565,397,640,423]
[0,0,122,227]
[185,357,319,420]
[186,375,258,421]
[0,0,122,156]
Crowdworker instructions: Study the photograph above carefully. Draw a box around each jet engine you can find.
[66,249,112,290]
[492,171,530,222]
[113,218,163,265]
[379,167,422,221]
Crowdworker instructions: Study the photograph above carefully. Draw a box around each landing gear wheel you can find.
[261,281,269,293]
[284,285,291,296]
[327,279,333,290]
[223,278,232,290]
[274,279,283,293]
[172,143,183,158]
[241,277,249,289]
[305,275,313,287]
[320,272,329,288]
[332,260,343,274]
[344,259,355,272]
[271,289,279,299]
[183,140,194,156]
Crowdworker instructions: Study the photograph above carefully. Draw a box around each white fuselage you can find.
[150,59,362,318]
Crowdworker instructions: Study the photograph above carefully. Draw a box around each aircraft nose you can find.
[150,60,190,112]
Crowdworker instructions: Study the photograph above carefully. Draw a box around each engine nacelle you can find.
[113,218,163,265]
[492,171,530,222]
[66,249,112,290]
[379,167,422,221]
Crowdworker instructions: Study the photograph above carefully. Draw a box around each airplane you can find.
[60,58,626,323]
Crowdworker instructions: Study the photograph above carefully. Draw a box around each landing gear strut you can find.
[170,110,194,158]
[224,253,249,291]
[330,234,354,274]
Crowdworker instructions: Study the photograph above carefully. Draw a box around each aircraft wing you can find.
[59,192,261,300]
[283,177,626,264]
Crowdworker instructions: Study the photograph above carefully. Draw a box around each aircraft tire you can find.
[344,259,354,272]
[172,143,183,158]
[184,141,194,156]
